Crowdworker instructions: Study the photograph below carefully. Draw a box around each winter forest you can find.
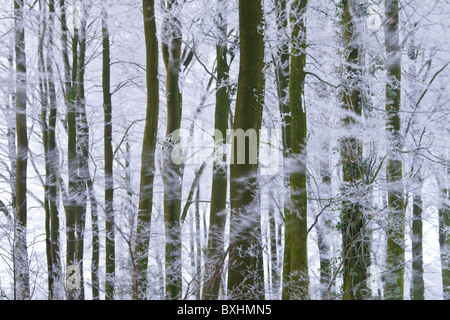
[0,0,449,301]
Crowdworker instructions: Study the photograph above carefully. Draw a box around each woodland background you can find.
[0,0,449,300]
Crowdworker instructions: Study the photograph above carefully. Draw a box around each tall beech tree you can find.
[384,0,405,300]
[162,0,183,300]
[59,0,80,300]
[1,0,449,302]
[102,1,114,300]
[439,185,450,300]
[339,0,370,300]
[46,0,62,299]
[283,0,309,300]
[134,0,160,300]
[14,0,30,300]
[37,0,62,298]
[205,0,232,300]
[227,0,265,300]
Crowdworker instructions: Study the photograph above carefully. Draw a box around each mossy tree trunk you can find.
[204,0,231,300]
[134,0,160,300]
[384,0,405,300]
[340,0,371,300]
[439,185,450,300]
[162,0,183,300]
[227,0,265,300]
[411,171,424,300]
[283,0,309,300]
[407,31,424,301]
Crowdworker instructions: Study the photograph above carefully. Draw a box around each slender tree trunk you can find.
[407,28,424,300]
[411,171,424,300]
[439,186,450,300]
[339,0,370,300]
[39,0,62,299]
[194,184,201,299]
[14,0,30,300]
[205,0,231,300]
[102,2,114,300]
[283,0,309,300]
[384,0,405,300]
[59,0,79,300]
[162,0,183,300]
[134,0,160,300]
[47,0,62,299]
[37,0,53,298]
[227,0,265,300]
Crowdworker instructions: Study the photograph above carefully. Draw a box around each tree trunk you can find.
[37,0,52,298]
[38,0,62,299]
[14,0,30,300]
[102,2,114,300]
[227,0,265,300]
[162,0,183,300]
[134,0,160,300]
[339,0,370,300]
[47,0,62,299]
[58,0,80,300]
[283,0,309,300]
[439,186,450,300]
[194,184,201,299]
[384,0,405,300]
[407,28,424,301]
[205,0,231,300]
[411,177,424,300]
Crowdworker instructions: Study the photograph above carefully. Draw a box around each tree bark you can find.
[411,179,424,300]
[37,0,52,298]
[102,1,114,300]
[339,0,371,300]
[439,186,450,300]
[384,0,405,300]
[47,0,62,299]
[283,0,309,300]
[134,0,160,299]
[58,0,80,300]
[227,0,265,300]
[14,0,30,300]
[205,0,231,300]
[162,0,183,300]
